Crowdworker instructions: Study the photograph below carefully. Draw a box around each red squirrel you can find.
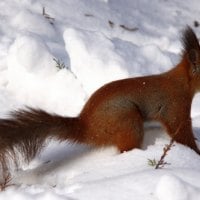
[0,26,200,173]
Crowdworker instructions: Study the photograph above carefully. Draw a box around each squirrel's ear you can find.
[188,49,199,65]
[182,26,200,69]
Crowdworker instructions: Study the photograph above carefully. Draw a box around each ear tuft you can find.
[182,26,200,56]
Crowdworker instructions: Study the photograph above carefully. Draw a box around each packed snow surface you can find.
[0,0,200,199]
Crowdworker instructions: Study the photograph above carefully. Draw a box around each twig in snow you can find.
[119,24,138,32]
[155,123,182,169]
[42,7,55,25]
[84,13,94,17]
[108,20,114,28]
[155,139,173,169]
[0,173,12,191]
[53,58,66,70]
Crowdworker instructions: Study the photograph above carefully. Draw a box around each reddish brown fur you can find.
[0,26,200,173]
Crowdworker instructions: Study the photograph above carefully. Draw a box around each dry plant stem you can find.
[155,123,182,169]
[84,13,94,17]
[155,138,174,169]
[119,24,138,32]
[0,173,12,191]
[42,7,55,24]
[108,20,114,28]
[53,58,65,70]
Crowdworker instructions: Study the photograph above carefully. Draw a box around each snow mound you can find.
[156,174,200,200]
[6,34,85,115]
[64,28,128,95]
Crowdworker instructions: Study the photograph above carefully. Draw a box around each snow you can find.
[63,28,128,94]
[0,0,199,199]
[155,174,200,200]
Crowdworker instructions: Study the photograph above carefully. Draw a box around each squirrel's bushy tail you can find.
[0,108,82,171]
